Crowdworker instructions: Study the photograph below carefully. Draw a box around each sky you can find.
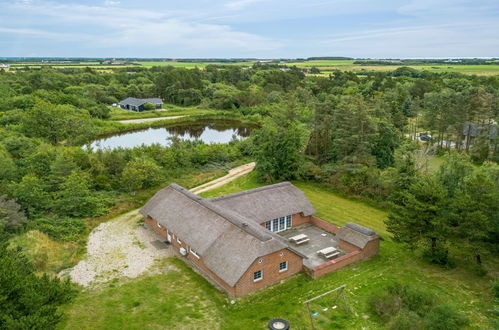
[0,0,498,58]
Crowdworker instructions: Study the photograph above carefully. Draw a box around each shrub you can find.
[491,278,499,299]
[142,102,156,110]
[368,282,468,330]
[367,290,403,319]
[28,216,86,242]
[387,311,423,330]
[402,284,436,315]
[0,195,27,233]
[424,305,468,330]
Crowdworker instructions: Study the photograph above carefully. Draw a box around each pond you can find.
[87,120,254,150]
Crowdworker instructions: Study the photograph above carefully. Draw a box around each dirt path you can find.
[65,162,255,287]
[117,115,185,124]
[190,162,255,194]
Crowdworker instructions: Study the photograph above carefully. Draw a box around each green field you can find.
[108,105,215,121]
[60,173,496,329]
[6,59,499,75]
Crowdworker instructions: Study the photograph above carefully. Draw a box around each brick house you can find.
[140,182,379,297]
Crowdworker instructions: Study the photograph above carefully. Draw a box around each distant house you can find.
[118,97,163,112]
[0,63,9,68]
[462,122,498,150]
[141,182,379,297]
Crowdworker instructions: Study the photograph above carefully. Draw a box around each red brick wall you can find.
[292,213,311,227]
[310,216,340,234]
[234,248,303,297]
[361,238,380,258]
[144,216,167,239]
[339,240,362,253]
[308,250,362,279]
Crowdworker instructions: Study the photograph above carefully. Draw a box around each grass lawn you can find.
[108,105,215,121]
[59,258,226,330]
[61,172,496,329]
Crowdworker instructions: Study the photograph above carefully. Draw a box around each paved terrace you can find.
[279,224,346,269]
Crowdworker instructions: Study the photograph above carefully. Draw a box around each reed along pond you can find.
[87,120,254,150]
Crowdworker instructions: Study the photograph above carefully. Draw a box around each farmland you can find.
[4,58,499,75]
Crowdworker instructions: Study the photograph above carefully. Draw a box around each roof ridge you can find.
[168,184,280,243]
[209,181,293,202]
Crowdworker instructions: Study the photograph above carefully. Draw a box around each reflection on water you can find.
[87,121,253,150]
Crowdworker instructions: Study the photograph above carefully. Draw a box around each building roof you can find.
[463,122,497,138]
[118,97,163,107]
[140,183,306,287]
[209,182,316,224]
[336,222,378,249]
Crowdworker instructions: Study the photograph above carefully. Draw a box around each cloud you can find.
[104,0,120,6]
[224,0,267,10]
[0,1,281,56]
[0,0,498,57]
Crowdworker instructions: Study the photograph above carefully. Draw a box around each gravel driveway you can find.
[64,162,254,287]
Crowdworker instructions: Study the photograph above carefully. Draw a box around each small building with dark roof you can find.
[141,182,379,297]
[118,97,163,112]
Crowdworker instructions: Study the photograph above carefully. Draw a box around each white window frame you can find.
[266,215,293,233]
[176,236,182,244]
[156,222,162,228]
[253,270,263,282]
[189,247,200,259]
[279,261,288,272]
[272,218,279,232]
[279,217,285,231]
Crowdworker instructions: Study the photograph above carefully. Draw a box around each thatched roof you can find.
[209,182,316,224]
[118,97,163,106]
[336,222,378,249]
[140,183,304,286]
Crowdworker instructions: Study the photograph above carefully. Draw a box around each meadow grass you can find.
[59,258,226,330]
[9,230,80,274]
[60,172,495,328]
[108,105,214,120]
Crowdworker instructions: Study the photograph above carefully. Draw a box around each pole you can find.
[305,302,315,330]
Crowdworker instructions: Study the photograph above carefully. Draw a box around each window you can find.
[253,270,263,282]
[189,248,200,258]
[279,261,288,272]
[176,236,182,244]
[279,217,285,231]
[156,222,162,228]
[265,221,271,230]
[266,215,293,233]
[272,218,279,232]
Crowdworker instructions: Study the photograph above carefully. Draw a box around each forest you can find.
[0,64,497,328]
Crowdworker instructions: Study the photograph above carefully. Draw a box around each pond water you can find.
[87,121,253,150]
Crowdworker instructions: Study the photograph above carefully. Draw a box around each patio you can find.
[279,224,346,269]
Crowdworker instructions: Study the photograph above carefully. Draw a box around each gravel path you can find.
[65,162,255,287]
[117,115,185,124]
